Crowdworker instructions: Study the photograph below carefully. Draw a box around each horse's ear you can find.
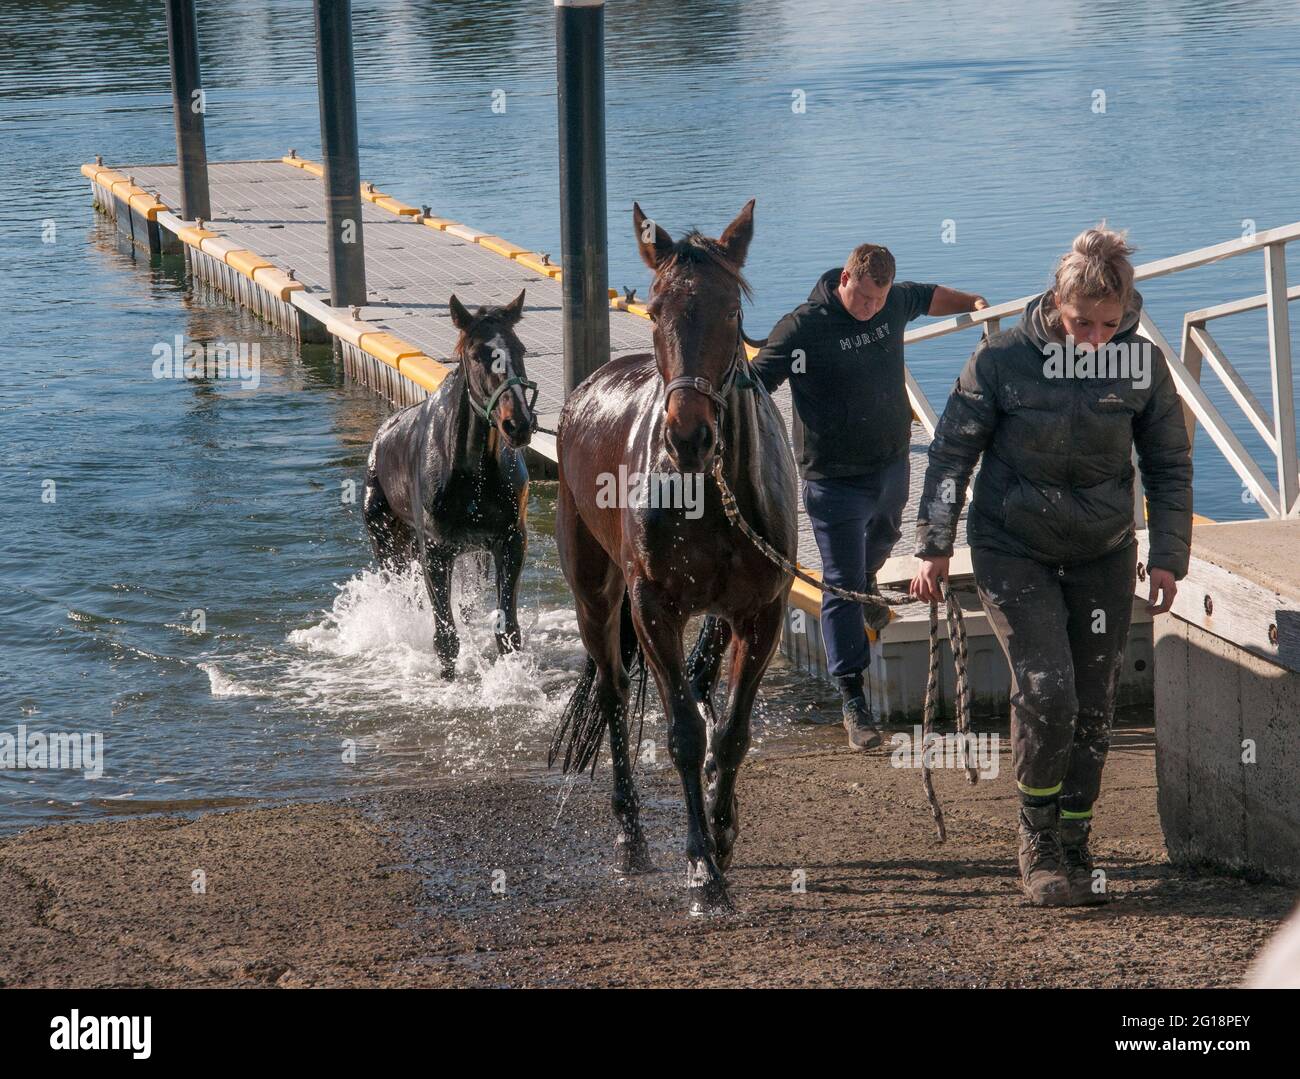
[504,289,525,324]
[449,294,473,331]
[633,202,673,271]
[718,198,756,268]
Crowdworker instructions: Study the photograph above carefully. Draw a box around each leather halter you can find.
[661,320,758,415]
[464,356,539,426]
[663,363,742,413]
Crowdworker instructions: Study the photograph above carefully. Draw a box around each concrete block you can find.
[1155,615,1300,882]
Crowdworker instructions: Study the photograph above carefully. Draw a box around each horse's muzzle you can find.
[500,413,533,449]
[663,415,716,473]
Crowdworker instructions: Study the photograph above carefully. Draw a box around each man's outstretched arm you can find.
[749,311,803,393]
[928,285,988,317]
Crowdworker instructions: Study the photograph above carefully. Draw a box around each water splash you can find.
[199,662,259,698]
[257,561,588,774]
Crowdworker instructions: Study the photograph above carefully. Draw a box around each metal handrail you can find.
[902,221,1300,520]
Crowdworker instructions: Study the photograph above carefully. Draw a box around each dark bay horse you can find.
[364,291,536,678]
[552,201,798,913]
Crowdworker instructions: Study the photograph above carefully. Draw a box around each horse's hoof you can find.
[439,665,456,681]
[615,839,655,875]
[685,861,732,915]
[687,881,733,916]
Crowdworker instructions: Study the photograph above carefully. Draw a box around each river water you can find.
[1,0,1297,831]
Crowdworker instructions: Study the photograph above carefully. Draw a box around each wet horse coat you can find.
[553,201,798,913]
[363,292,536,677]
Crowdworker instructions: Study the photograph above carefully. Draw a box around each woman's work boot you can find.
[1060,816,1108,906]
[1018,803,1071,907]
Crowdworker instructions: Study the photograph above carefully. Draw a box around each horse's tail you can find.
[549,592,647,776]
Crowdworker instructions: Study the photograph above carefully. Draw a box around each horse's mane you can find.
[660,230,753,301]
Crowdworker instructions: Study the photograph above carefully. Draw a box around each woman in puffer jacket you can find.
[911,225,1193,907]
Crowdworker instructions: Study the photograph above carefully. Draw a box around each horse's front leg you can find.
[707,598,784,871]
[422,547,459,679]
[629,579,729,914]
[492,526,525,655]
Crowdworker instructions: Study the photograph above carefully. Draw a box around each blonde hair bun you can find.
[1053,222,1137,312]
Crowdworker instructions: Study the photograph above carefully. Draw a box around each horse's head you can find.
[449,289,536,450]
[634,199,755,473]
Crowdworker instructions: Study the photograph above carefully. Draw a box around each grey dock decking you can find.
[119,157,964,578]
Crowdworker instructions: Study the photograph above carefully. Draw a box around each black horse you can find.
[363,290,536,678]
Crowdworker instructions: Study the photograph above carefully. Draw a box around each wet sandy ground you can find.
[1,726,1294,988]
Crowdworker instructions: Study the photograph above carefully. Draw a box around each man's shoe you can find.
[842,697,882,751]
[1017,803,1071,907]
[1060,816,1108,906]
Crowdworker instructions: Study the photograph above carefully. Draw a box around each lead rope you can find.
[920,577,980,842]
[710,454,976,842]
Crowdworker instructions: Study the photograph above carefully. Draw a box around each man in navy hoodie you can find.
[751,244,986,749]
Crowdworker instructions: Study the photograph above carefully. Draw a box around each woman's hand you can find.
[1147,567,1178,615]
[910,556,950,604]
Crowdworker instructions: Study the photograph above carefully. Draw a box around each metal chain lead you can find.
[709,456,895,629]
